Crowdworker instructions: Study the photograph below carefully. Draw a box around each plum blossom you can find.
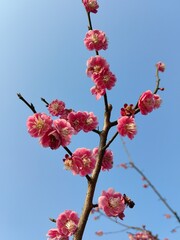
[138,90,155,115]
[82,111,98,132]
[121,104,135,117]
[82,0,99,13]
[67,111,88,134]
[93,68,116,90]
[26,113,53,137]
[156,61,165,72]
[128,231,157,240]
[47,228,68,240]
[48,100,65,117]
[64,148,96,176]
[92,147,113,171]
[95,231,104,236]
[98,188,126,219]
[72,148,96,176]
[90,85,106,100]
[39,127,61,150]
[63,154,83,175]
[153,94,162,109]
[53,119,74,146]
[84,30,108,51]
[117,116,137,140]
[56,210,79,237]
[86,56,109,78]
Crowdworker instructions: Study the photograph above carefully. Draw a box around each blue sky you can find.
[0,0,180,239]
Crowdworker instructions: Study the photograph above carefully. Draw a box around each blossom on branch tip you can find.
[84,30,108,51]
[117,116,137,140]
[48,99,65,117]
[56,210,79,237]
[138,90,162,115]
[98,188,126,219]
[26,113,53,137]
[93,147,113,171]
[82,0,99,13]
[156,61,165,72]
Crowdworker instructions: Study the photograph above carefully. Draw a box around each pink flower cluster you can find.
[98,188,126,219]
[92,147,113,171]
[138,90,162,115]
[86,56,117,99]
[128,231,157,240]
[26,100,98,149]
[117,116,137,140]
[68,111,98,134]
[64,148,96,176]
[47,210,79,239]
[82,0,99,13]
[84,30,108,51]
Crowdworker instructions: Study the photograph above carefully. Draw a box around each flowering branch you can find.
[121,137,180,224]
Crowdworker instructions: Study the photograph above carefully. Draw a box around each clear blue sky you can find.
[0,0,180,239]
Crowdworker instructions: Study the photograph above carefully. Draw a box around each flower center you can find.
[65,220,76,233]
[109,197,119,208]
[83,157,91,166]
[92,34,99,43]
[35,119,44,130]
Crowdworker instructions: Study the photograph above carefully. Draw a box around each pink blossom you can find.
[90,85,106,100]
[86,56,109,78]
[95,231,104,236]
[26,113,53,137]
[60,109,73,120]
[53,119,74,146]
[39,127,61,150]
[64,154,83,176]
[128,231,157,240]
[84,30,108,51]
[47,228,68,240]
[67,111,87,134]
[48,100,65,117]
[82,0,99,13]
[119,163,128,169]
[93,148,113,171]
[138,90,155,115]
[93,68,116,90]
[121,104,135,117]
[117,116,137,140]
[82,112,98,132]
[64,148,96,177]
[156,61,165,72]
[56,210,79,237]
[98,188,126,218]
[153,94,162,109]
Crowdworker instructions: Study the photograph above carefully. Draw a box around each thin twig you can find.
[17,93,37,113]
[121,137,180,224]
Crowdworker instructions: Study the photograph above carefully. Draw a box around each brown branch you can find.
[41,97,49,107]
[17,93,37,113]
[121,137,180,224]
